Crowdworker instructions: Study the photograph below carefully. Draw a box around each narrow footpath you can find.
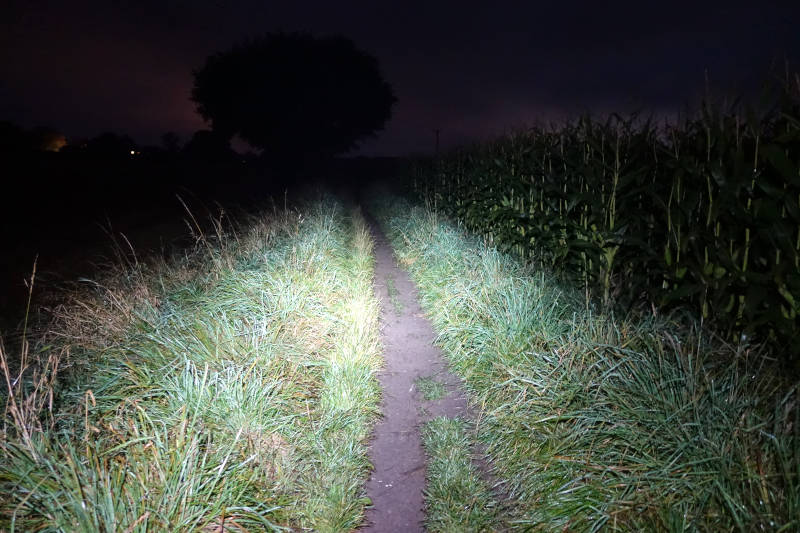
[361,215,472,532]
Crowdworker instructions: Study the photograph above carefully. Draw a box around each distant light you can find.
[130,150,135,155]
[42,133,67,152]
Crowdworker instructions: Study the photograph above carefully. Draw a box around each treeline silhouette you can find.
[1,31,400,328]
[0,122,269,327]
[1,122,264,241]
[0,119,400,328]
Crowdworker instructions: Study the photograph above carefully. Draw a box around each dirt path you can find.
[361,215,472,532]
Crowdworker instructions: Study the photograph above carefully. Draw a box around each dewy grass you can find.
[0,194,381,532]
[415,375,446,401]
[370,192,800,531]
[422,417,498,532]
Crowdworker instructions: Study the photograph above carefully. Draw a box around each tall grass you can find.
[371,193,799,531]
[0,194,381,531]
[411,73,800,358]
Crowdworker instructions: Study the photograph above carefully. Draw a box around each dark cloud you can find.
[1,0,798,155]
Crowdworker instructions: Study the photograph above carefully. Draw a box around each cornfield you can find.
[412,74,800,359]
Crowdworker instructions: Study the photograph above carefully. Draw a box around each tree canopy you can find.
[191,33,396,162]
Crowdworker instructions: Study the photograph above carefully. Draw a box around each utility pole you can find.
[434,128,440,155]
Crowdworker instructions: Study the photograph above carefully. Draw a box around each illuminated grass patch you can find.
[371,192,799,532]
[0,195,381,531]
[421,417,498,532]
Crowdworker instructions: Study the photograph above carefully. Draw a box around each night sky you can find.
[1,1,799,156]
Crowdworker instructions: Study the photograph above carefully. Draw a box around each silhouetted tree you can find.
[30,127,67,152]
[0,122,66,154]
[161,131,182,153]
[191,32,396,165]
[0,121,31,154]
[182,129,235,162]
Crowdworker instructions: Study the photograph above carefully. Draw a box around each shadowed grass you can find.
[1,194,381,532]
[371,192,799,532]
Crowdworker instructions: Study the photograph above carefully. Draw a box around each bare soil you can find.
[361,215,473,532]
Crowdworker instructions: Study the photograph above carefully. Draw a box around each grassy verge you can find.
[371,192,799,531]
[421,417,498,532]
[0,194,381,531]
